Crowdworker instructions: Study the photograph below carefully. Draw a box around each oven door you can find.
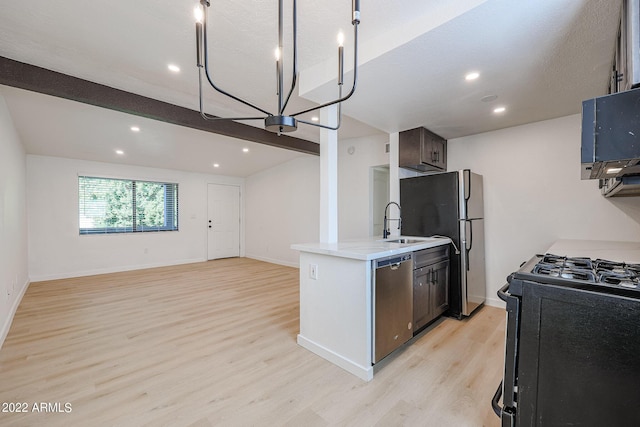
[491,281,520,427]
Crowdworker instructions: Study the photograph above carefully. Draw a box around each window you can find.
[79,176,178,234]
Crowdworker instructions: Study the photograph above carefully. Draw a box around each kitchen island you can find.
[291,236,451,381]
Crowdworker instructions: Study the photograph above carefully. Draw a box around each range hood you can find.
[581,87,640,196]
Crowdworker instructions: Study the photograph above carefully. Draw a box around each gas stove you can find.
[494,251,640,426]
[516,253,640,291]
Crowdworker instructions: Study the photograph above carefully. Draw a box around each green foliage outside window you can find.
[79,176,178,234]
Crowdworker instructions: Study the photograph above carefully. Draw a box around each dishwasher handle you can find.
[375,253,412,269]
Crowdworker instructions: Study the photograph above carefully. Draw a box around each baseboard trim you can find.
[245,254,299,269]
[484,295,505,309]
[29,257,207,282]
[0,278,30,350]
[297,334,373,382]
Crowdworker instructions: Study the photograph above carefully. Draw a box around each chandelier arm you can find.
[198,67,267,122]
[297,107,341,130]
[200,0,274,117]
[296,86,342,130]
[290,22,359,118]
[200,113,267,122]
[280,0,298,115]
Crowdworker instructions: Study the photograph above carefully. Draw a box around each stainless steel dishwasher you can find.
[373,253,413,363]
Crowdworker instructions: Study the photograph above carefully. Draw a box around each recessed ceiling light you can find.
[115,150,124,155]
[465,72,480,81]
[481,95,498,103]
[130,126,140,132]
[213,163,220,168]
[311,116,319,122]
[493,106,506,114]
[242,148,249,153]
[168,64,181,73]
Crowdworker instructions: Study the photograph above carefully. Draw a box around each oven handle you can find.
[492,380,516,426]
[491,380,503,417]
[497,282,510,302]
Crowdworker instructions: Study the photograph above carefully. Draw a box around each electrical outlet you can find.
[309,264,318,280]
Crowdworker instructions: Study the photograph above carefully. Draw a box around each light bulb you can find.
[194,5,204,23]
[274,47,281,61]
[337,32,345,47]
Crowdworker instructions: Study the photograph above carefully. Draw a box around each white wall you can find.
[27,155,244,281]
[338,134,389,240]
[447,114,640,307]
[0,95,29,348]
[244,134,390,267]
[244,156,320,267]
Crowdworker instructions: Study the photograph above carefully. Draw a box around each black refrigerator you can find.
[400,170,486,318]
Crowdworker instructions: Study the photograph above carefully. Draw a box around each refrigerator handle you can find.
[464,220,473,271]
[463,169,471,203]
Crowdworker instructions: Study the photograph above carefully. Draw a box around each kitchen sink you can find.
[383,238,424,244]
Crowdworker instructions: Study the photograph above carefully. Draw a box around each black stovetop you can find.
[512,253,640,292]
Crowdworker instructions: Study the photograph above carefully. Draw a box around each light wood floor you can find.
[0,258,504,426]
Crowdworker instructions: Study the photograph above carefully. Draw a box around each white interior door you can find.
[207,183,240,260]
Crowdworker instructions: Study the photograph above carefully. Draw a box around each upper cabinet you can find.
[612,0,640,93]
[399,127,447,172]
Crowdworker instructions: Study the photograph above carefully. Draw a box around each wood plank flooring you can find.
[0,258,504,426]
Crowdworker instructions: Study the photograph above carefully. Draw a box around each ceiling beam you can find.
[0,56,319,156]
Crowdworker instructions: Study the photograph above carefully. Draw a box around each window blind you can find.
[79,176,178,234]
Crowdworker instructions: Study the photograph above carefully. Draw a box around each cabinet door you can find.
[398,127,422,169]
[419,128,447,171]
[431,138,447,170]
[431,260,450,317]
[413,267,432,332]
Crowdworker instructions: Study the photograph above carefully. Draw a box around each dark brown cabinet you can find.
[399,126,447,172]
[611,0,640,94]
[413,245,450,333]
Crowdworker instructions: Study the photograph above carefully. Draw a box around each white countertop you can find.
[291,236,451,261]
[546,239,640,263]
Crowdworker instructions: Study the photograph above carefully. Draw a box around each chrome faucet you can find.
[383,202,401,239]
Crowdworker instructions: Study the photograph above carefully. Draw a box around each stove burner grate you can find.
[530,254,640,289]
[540,254,593,270]
[597,271,639,288]
[532,262,597,282]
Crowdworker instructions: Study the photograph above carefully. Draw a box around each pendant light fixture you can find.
[194,0,361,134]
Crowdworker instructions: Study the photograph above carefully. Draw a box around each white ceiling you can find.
[0,0,622,177]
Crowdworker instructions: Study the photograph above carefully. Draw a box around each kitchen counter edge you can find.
[291,237,451,261]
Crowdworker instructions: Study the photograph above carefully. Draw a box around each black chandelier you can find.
[194,0,360,133]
